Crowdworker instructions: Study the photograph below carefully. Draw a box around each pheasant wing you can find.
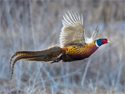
[60,12,85,47]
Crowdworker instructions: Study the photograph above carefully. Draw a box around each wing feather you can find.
[60,12,85,47]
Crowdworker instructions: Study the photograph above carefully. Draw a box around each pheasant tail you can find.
[10,46,62,80]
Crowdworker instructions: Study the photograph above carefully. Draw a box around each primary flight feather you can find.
[10,11,109,79]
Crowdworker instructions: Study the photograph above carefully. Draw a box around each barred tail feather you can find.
[10,46,62,80]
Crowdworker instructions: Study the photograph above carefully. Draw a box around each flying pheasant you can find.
[10,12,109,79]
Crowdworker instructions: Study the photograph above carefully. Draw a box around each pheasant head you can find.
[95,38,109,47]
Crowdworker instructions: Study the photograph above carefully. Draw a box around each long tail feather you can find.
[10,46,62,80]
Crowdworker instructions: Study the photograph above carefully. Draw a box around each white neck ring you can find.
[95,41,99,47]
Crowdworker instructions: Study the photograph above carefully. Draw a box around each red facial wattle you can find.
[102,38,108,44]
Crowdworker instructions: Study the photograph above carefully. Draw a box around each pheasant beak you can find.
[108,40,110,43]
[107,40,111,44]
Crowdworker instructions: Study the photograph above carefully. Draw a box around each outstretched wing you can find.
[60,11,85,47]
[91,26,99,40]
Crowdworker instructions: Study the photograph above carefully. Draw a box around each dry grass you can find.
[0,0,125,94]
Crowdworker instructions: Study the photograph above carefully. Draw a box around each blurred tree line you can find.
[0,0,124,29]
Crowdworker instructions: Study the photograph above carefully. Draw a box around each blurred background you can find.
[0,0,125,94]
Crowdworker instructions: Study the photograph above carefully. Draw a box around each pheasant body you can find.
[61,41,98,62]
[10,11,109,79]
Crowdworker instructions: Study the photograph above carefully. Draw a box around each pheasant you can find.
[10,12,109,79]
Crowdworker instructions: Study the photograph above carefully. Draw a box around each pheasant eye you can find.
[102,38,107,44]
